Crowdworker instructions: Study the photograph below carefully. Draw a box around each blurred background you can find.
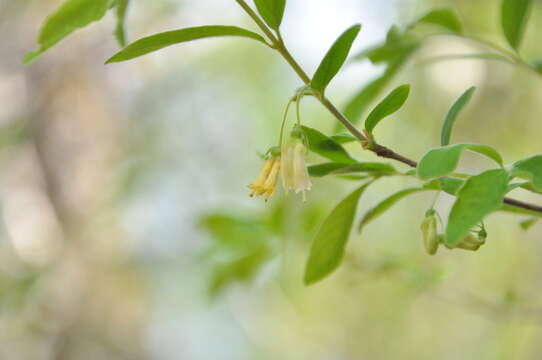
[1,0,542,359]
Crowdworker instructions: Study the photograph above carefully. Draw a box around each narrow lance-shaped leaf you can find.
[501,0,533,50]
[25,0,111,63]
[312,24,361,94]
[358,186,437,233]
[510,154,542,192]
[414,8,463,34]
[417,143,503,180]
[114,0,130,47]
[209,248,269,297]
[354,25,417,65]
[438,177,465,195]
[301,126,356,164]
[106,26,267,63]
[364,84,410,133]
[446,169,509,246]
[343,50,415,125]
[441,87,476,146]
[304,182,373,285]
[532,59,542,74]
[520,218,538,231]
[253,0,286,30]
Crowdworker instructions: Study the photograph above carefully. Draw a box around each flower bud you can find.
[421,210,439,255]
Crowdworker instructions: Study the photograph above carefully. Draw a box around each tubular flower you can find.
[248,156,281,201]
[281,141,312,201]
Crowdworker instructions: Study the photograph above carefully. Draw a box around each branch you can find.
[234,0,542,215]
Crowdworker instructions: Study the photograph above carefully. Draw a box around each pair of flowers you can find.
[248,137,312,201]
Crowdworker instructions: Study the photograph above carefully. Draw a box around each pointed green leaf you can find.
[209,247,269,297]
[304,182,373,285]
[441,87,476,146]
[438,177,466,195]
[501,0,533,50]
[114,0,130,47]
[364,84,410,133]
[358,187,436,233]
[343,50,415,125]
[106,26,267,63]
[417,144,503,180]
[446,169,509,246]
[253,0,286,30]
[415,8,463,34]
[510,155,542,192]
[301,126,356,164]
[311,24,361,93]
[520,218,538,231]
[25,0,111,63]
[532,59,542,74]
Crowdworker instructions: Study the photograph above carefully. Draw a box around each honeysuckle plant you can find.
[26,0,542,287]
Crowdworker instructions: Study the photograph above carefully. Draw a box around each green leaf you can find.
[532,59,542,74]
[438,177,466,195]
[301,126,356,164]
[330,133,357,144]
[311,24,362,93]
[501,0,533,50]
[308,162,396,178]
[355,26,418,65]
[199,213,269,253]
[253,0,286,30]
[446,169,509,246]
[358,187,436,233]
[417,144,504,180]
[25,0,111,63]
[441,87,476,146]
[208,248,269,297]
[415,8,463,34]
[510,155,542,192]
[114,0,130,47]
[304,182,373,285]
[364,84,410,133]
[106,26,267,63]
[343,50,415,125]
[520,218,538,231]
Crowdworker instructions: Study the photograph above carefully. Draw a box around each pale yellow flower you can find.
[281,141,312,201]
[248,156,281,201]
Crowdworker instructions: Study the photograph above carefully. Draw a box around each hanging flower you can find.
[281,136,312,201]
[420,209,439,255]
[248,155,281,201]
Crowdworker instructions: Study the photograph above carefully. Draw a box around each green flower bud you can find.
[453,233,486,251]
[421,210,439,255]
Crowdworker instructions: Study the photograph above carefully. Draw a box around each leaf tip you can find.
[104,54,120,64]
[23,51,39,65]
[303,268,327,286]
